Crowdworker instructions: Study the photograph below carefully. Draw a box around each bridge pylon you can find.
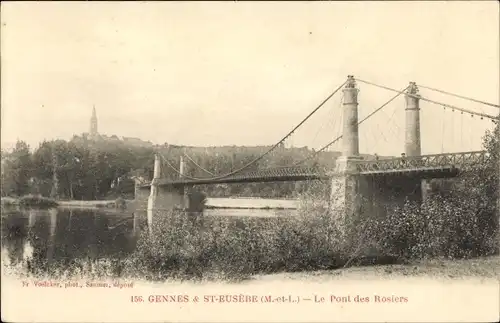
[179,155,187,179]
[404,82,425,204]
[146,153,162,233]
[405,82,421,157]
[335,75,363,173]
[330,76,364,234]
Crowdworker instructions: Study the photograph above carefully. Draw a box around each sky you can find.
[1,1,499,156]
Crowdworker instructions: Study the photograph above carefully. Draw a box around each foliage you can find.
[366,192,497,261]
[1,135,361,200]
[118,182,364,281]
[1,141,33,197]
[122,209,347,281]
[363,120,499,260]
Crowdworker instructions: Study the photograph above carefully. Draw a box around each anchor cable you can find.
[182,152,215,176]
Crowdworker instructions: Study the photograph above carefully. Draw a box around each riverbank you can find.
[258,254,500,282]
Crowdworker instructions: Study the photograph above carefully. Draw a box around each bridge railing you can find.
[353,151,490,173]
[221,166,328,179]
[145,151,491,187]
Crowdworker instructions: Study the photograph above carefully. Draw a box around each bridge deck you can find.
[139,151,489,187]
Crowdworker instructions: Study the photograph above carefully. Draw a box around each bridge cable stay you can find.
[182,151,215,176]
[289,86,409,167]
[416,84,500,109]
[451,105,455,151]
[363,101,395,154]
[159,153,206,180]
[369,119,390,154]
[355,78,499,121]
[441,106,446,153]
[310,92,343,151]
[300,92,344,162]
[329,93,344,152]
[157,80,348,180]
[362,92,401,155]
[378,96,402,143]
[460,111,463,147]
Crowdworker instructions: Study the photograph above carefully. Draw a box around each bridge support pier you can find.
[146,154,161,233]
[154,185,186,212]
[128,154,188,234]
[330,158,362,233]
[330,76,364,234]
[329,77,427,254]
[132,154,190,234]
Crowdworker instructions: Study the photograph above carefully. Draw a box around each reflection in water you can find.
[1,207,140,276]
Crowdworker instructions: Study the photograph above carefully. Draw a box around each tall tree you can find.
[1,141,33,196]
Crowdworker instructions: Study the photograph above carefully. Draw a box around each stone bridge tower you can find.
[405,82,421,157]
[330,76,363,232]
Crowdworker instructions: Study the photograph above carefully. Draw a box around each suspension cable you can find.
[290,86,408,166]
[157,80,347,179]
[182,152,215,175]
[355,78,499,121]
[416,83,500,109]
[160,152,202,180]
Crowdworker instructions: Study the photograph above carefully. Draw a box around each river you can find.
[0,199,298,276]
[1,207,138,274]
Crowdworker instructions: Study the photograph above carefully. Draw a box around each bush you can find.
[121,180,361,281]
[361,170,498,261]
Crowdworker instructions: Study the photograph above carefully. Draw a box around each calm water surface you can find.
[1,207,140,274]
[1,203,296,275]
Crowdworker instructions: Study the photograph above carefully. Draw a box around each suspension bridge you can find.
[135,75,499,219]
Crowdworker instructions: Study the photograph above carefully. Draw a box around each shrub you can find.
[121,180,360,281]
[360,170,498,261]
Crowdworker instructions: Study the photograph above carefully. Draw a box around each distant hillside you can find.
[70,133,394,162]
[67,133,396,198]
[71,133,154,148]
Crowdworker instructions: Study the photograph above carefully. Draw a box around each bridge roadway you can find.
[139,151,489,188]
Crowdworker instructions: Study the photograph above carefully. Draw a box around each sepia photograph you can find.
[1,1,499,322]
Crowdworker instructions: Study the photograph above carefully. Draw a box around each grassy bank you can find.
[118,206,389,281]
[267,255,500,281]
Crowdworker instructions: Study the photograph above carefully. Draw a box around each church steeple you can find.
[90,105,98,139]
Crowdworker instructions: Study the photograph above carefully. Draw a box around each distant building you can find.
[100,134,121,142]
[122,137,154,148]
[90,106,98,140]
[77,107,154,148]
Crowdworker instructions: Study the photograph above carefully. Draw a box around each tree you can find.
[1,141,33,196]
